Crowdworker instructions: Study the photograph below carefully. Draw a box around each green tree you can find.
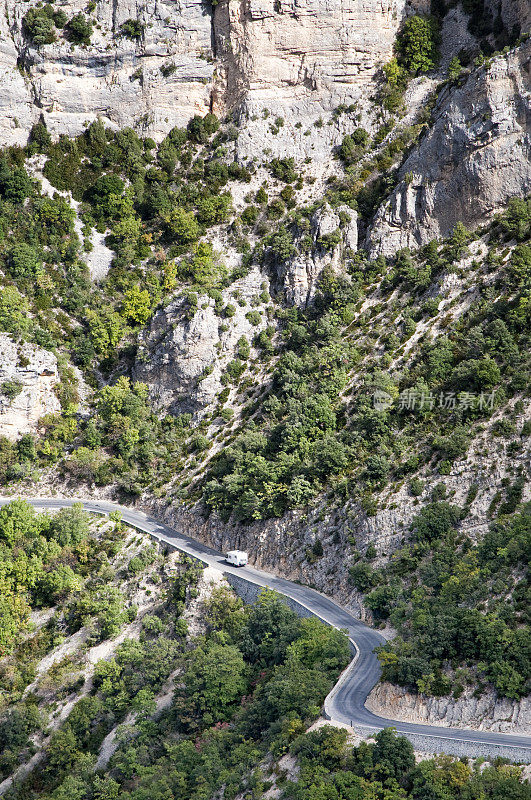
[86,308,125,358]
[501,197,531,241]
[7,243,42,280]
[241,589,301,666]
[370,727,415,781]
[508,244,531,288]
[0,287,31,337]
[396,15,440,74]
[185,642,247,720]
[409,502,461,543]
[0,160,33,202]
[162,206,200,243]
[447,56,462,80]
[66,13,93,45]
[22,7,56,45]
[123,285,152,325]
[287,618,350,674]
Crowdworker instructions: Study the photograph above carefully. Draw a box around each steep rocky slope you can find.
[0,334,60,440]
[368,41,531,254]
[0,0,530,742]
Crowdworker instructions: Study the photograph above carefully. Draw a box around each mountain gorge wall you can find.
[0,0,427,147]
[368,40,531,253]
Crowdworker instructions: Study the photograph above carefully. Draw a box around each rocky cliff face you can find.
[368,40,531,255]
[134,202,357,416]
[367,682,531,734]
[0,334,60,441]
[0,0,214,147]
[276,204,358,306]
[134,265,269,417]
[0,0,426,147]
[215,0,428,159]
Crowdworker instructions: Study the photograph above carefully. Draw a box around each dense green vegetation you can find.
[3,532,528,799]
[0,115,253,492]
[0,502,156,706]
[1,526,351,800]
[361,502,531,699]
[0,500,94,655]
[286,725,529,800]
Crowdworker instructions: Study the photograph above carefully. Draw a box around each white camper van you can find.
[226,550,248,567]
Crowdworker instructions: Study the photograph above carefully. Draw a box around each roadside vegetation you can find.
[0,503,528,799]
[0,501,352,798]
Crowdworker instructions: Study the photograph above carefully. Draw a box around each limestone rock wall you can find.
[0,0,214,147]
[367,40,531,255]
[214,0,425,115]
[134,265,269,417]
[0,0,426,146]
[367,682,531,735]
[275,204,358,306]
[0,334,60,441]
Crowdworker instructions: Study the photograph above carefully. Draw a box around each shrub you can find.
[241,205,259,226]
[311,539,323,558]
[187,113,219,143]
[410,501,461,543]
[7,243,42,280]
[120,19,144,39]
[409,477,424,497]
[447,56,462,80]
[339,128,370,165]
[245,310,261,326]
[0,160,33,203]
[266,199,286,220]
[269,157,297,183]
[66,13,93,45]
[22,7,56,45]
[396,15,440,74]
[255,186,268,205]
[1,379,23,400]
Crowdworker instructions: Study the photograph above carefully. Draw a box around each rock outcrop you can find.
[135,203,358,414]
[275,204,358,306]
[134,266,268,417]
[217,0,429,161]
[0,0,214,147]
[367,682,531,735]
[0,334,60,441]
[0,0,427,146]
[368,40,531,255]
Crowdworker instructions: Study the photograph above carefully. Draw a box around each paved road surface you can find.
[2,496,530,761]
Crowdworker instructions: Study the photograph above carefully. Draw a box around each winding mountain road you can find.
[2,496,530,762]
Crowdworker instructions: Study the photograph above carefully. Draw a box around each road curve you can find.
[2,496,530,762]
